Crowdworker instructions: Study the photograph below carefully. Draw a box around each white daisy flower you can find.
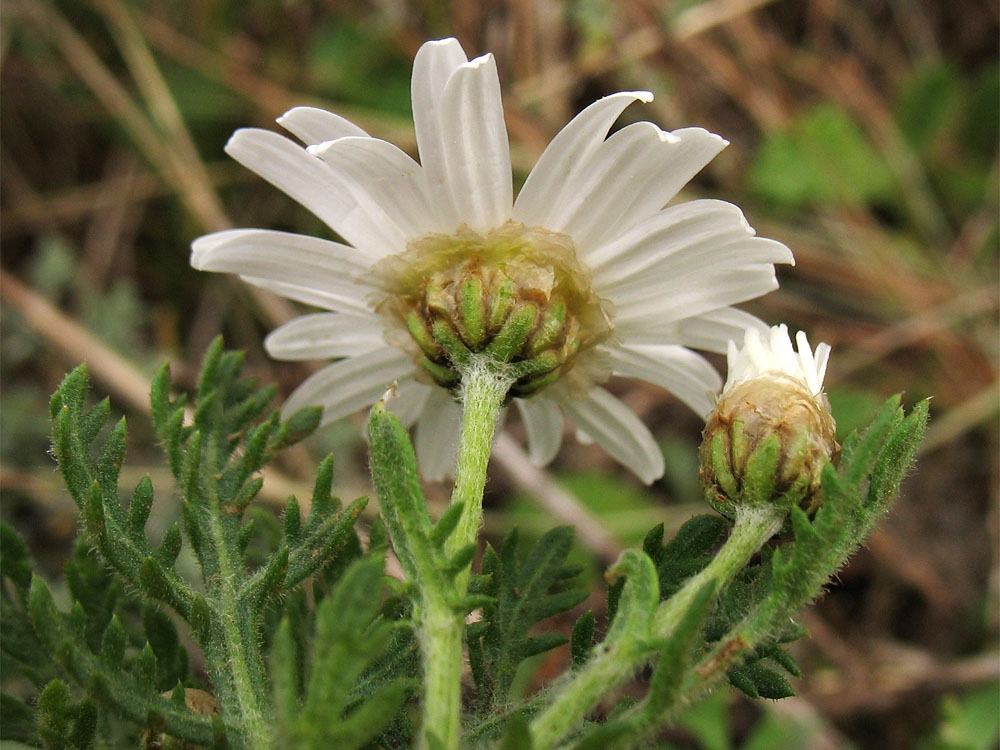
[191,37,794,484]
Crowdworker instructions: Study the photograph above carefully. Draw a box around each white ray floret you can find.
[190,37,797,483]
[724,324,831,398]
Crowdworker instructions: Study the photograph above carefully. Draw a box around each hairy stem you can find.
[447,356,515,586]
[421,355,514,750]
[529,505,785,750]
[203,441,272,750]
[652,505,784,637]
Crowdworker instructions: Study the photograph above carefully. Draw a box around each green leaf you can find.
[367,401,436,585]
[645,515,729,601]
[270,617,300,746]
[270,406,322,451]
[442,543,477,578]
[143,605,187,690]
[676,690,731,750]
[156,523,182,567]
[729,662,795,700]
[127,476,155,538]
[467,527,587,713]
[78,397,110,447]
[917,682,1000,750]
[569,611,595,669]
[283,495,301,542]
[895,62,961,154]
[293,556,411,749]
[749,104,895,209]
[0,693,39,744]
[498,714,532,750]
[604,548,659,643]
[99,615,126,664]
[196,337,225,403]
[281,496,369,593]
[306,21,412,115]
[38,679,96,750]
[430,502,465,547]
[1,522,35,592]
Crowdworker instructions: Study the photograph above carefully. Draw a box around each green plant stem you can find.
[421,355,514,750]
[529,505,785,750]
[652,505,784,637]
[419,598,465,750]
[447,355,515,586]
[203,442,272,750]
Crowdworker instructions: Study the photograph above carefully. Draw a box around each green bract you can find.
[374,221,612,398]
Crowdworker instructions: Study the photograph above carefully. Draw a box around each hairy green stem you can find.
[652,505,784,637]
[447,356,515,583]
[419,600,465,750]
[529,505,785,750]
[421,355,514,750]
[203,442,273,750]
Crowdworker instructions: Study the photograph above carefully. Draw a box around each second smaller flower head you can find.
[700,325,837,518]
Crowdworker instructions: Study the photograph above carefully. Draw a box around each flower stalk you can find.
[448,356,516,579]
[368,353,515,750]
[528,504,784,750]
[425,356,515,750]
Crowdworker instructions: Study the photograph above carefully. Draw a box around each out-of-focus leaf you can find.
[962,67,1000,160]
[916,681,1000,750]
[307,22,411,116]
[825,386,884,442]
[742,707,813,750]
[749,104,895,209]
[895,63,961,154]
[160,61,248,123]
[675,689,730,750]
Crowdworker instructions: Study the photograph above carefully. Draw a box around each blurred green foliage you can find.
[916,682,1000,750]
[750,104,896,209]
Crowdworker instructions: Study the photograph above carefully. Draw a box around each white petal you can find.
[437,54,513,231]
[614,308,767,351]
[224,129,399,259]
[794,330,818,392]
[588,199,753,280]
[540,124,727,254]
[618,126,730,223]
[309,136,438,238]
[411,38,469,230]
[813,342,832,388]
[606,344,722,417]
[283,347,414,425]
[558,386,664,484]
[415,387,462,481]
[614,265,780,327]
[513,91,653,227]
[675,309,769,353]
[277,106,368,146]
[191,229,374,313]
[387,379,434,428]
[723,325,831,396]
[514,397,564,467]
[264,313,385,360]
[602,237,793,304]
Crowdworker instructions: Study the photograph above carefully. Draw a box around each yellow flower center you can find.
[373,221,612,397]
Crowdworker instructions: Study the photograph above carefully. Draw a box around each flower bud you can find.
[700,325,837,518]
